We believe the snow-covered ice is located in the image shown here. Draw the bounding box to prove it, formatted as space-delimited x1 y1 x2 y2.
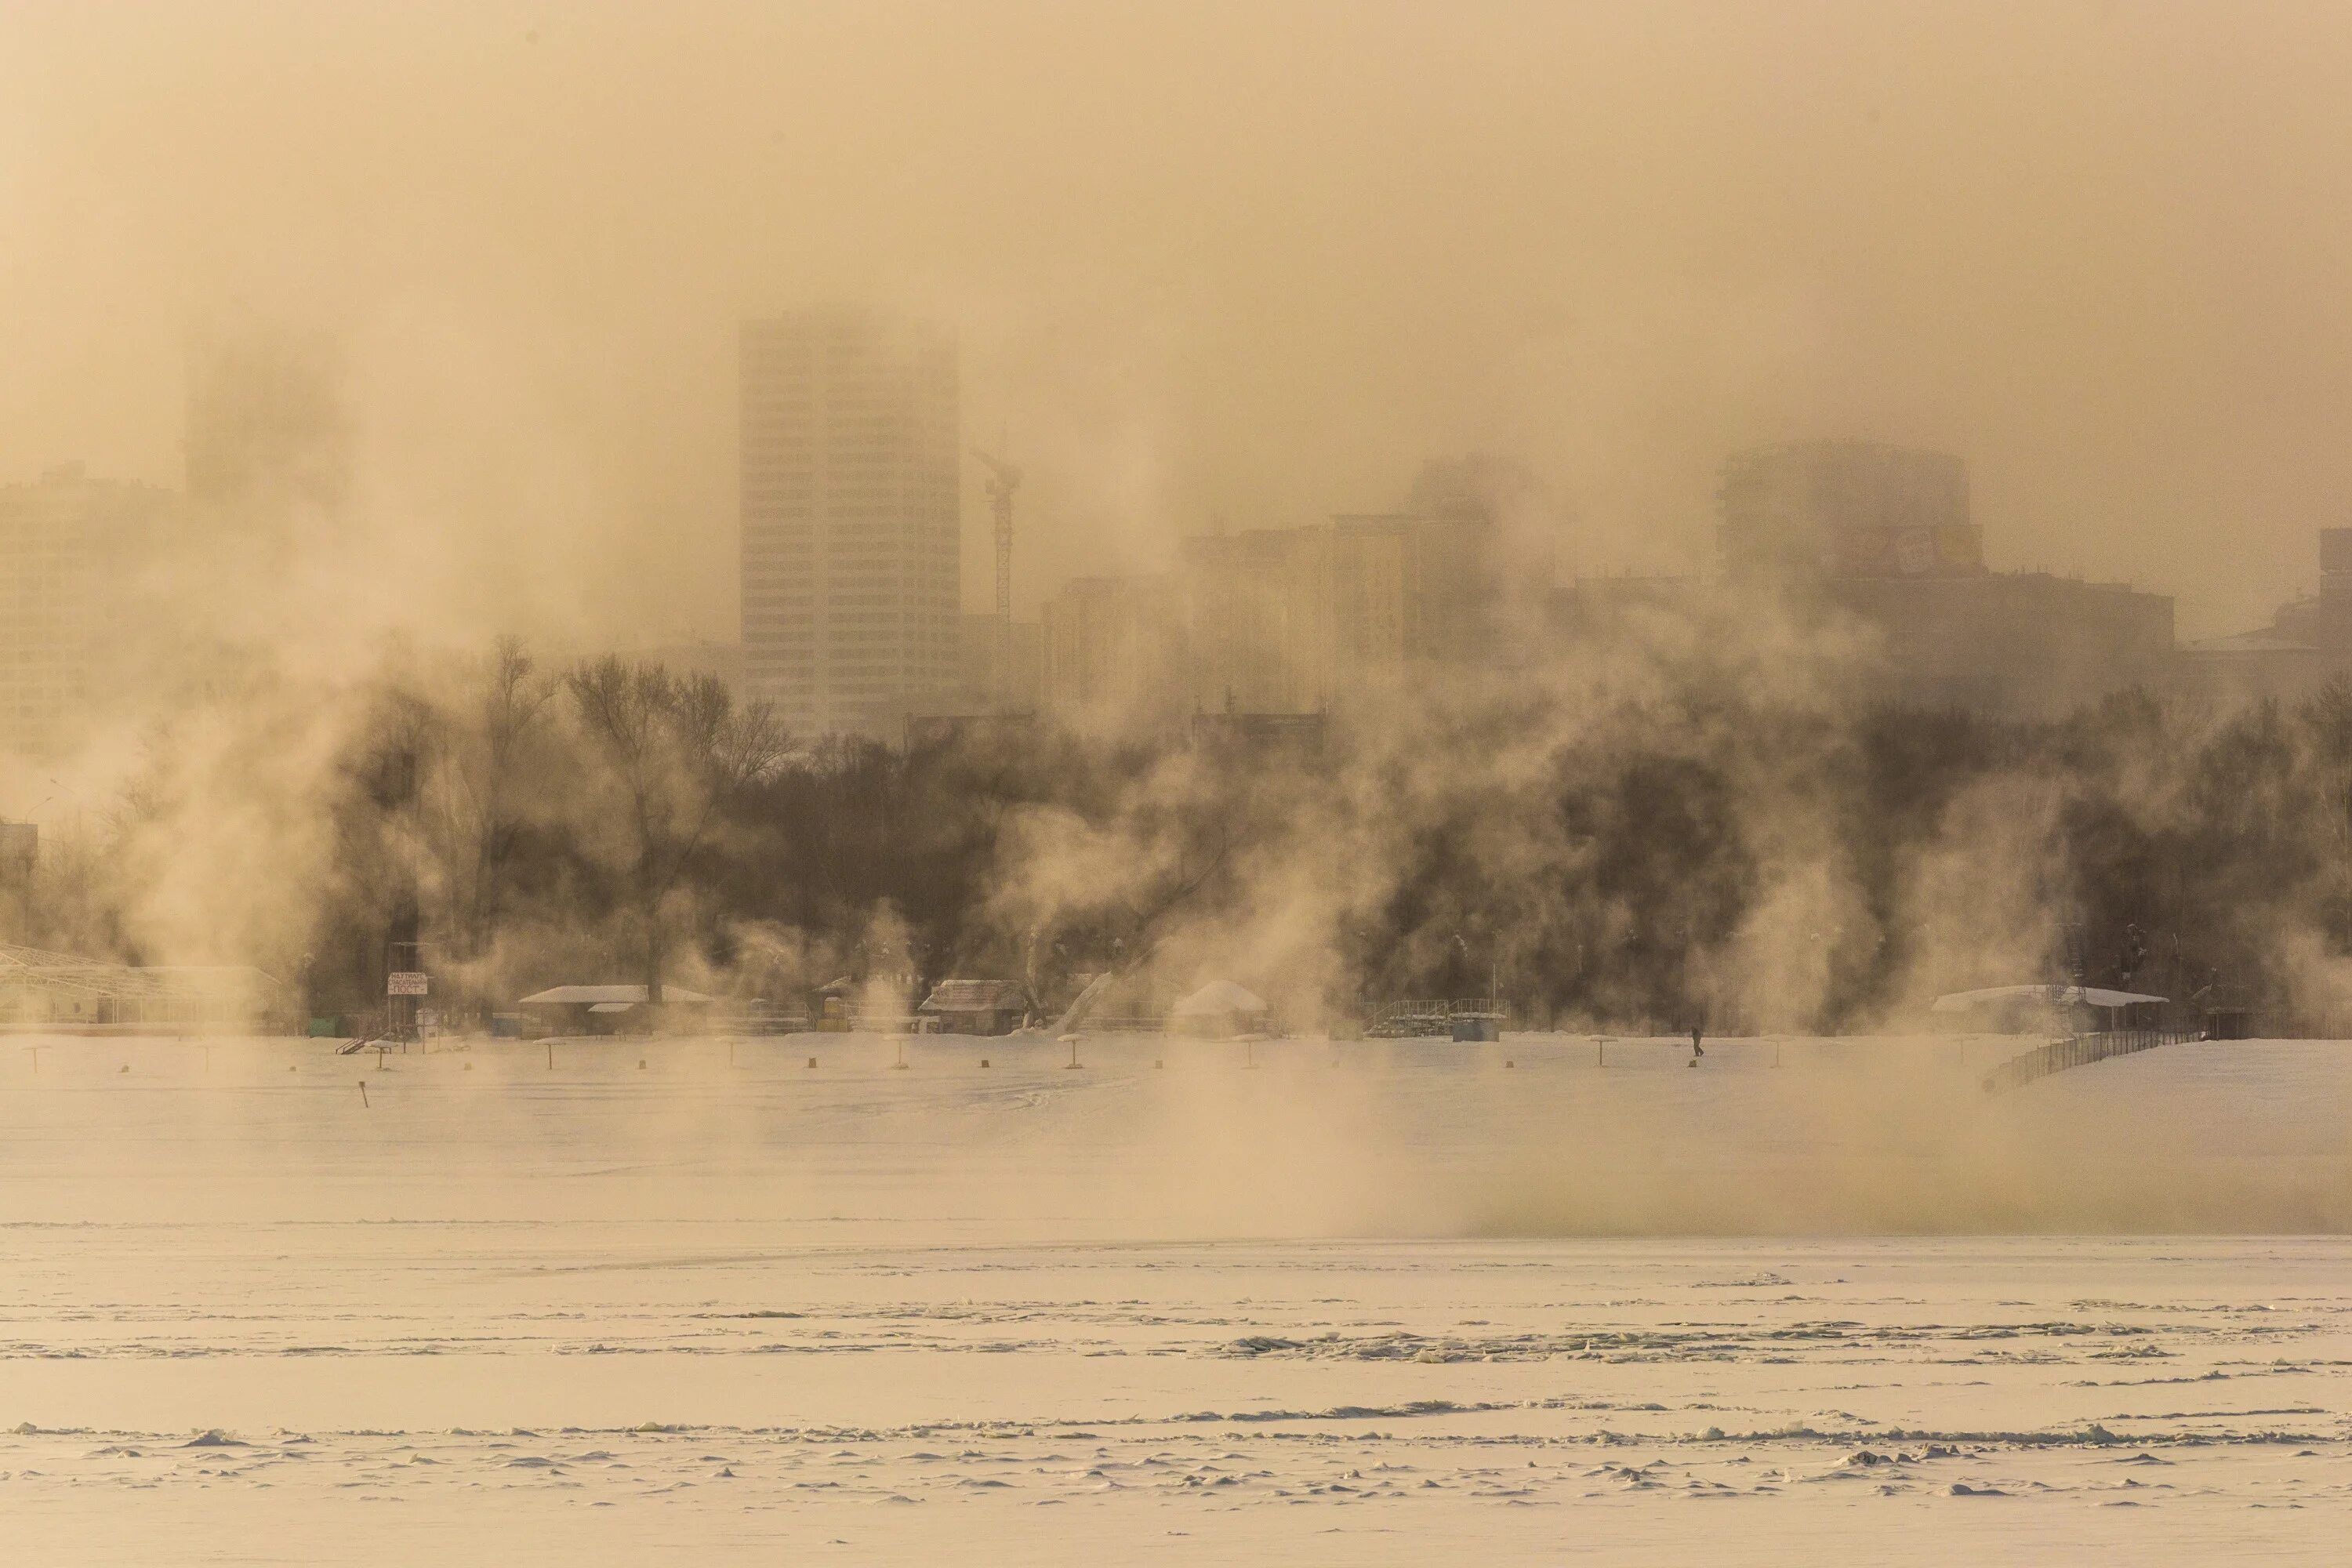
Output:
2 1031 2349 1562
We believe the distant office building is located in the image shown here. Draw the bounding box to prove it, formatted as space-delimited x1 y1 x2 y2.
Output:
954 612 1041 712
2176 627 2334 706
1038 574 1186 724
1552 564 2172 719
1711 440 2169 715
1828 572 2174 717
1182 527 1335 713
1337 511 1501 667
1181 509 1500 716
184 319 353 517
906 617 1040 735
2179 528 2352 703
2267 527 2352 655
1039 499 1505 728
0 465 174 756
1031 456 1517 729
739 307 960 739
1719 440 1982 583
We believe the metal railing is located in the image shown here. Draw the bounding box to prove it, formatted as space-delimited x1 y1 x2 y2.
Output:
1363 998 1506 1038
731 1010 811 1035
1083 1013 1170 1033
1981 1027 2205 1094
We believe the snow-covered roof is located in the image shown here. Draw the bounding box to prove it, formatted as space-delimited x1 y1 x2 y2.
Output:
1171 979 1269 1017
517 984 717 1006
1931 984 2165 1013
920 979 1022 1012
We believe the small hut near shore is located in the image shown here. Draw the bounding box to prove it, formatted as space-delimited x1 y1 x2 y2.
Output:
1167 979 1272 1039
918 978 1026 1036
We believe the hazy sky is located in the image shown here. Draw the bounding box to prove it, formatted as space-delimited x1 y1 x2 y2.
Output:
4 0 2349 640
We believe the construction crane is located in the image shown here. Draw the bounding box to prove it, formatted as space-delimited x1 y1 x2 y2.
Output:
971 447 1021 706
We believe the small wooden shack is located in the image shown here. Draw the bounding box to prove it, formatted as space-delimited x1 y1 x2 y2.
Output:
917 978 1026 1036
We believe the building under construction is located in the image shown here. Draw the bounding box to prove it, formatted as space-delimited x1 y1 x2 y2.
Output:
0 942 288 1033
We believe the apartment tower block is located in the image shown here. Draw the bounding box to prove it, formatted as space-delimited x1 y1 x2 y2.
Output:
739 308 960 737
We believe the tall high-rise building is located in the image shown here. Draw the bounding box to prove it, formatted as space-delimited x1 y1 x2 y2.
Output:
739 307 960 738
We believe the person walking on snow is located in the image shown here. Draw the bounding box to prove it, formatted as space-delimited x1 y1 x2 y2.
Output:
1689 1022 1704 1065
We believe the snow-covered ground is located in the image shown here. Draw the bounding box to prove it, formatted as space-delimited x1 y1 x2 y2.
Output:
3 1031 2349 1562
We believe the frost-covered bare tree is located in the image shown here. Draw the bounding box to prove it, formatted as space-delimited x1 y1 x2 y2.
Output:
565 657 787 1004
430 637 557 966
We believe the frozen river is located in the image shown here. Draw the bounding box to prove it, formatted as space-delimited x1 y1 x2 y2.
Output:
3 1031 2349 1562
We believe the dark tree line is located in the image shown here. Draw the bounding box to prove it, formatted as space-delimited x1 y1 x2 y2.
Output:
21 634 2352 1036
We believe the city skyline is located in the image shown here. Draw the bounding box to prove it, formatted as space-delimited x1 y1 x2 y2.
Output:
17 327 2352 747
11 6 2352 652
7 309 2345 651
